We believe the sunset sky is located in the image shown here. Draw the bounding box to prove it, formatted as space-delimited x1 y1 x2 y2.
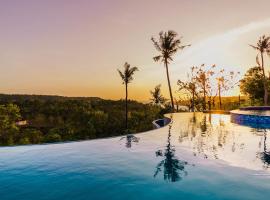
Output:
1 0 270 101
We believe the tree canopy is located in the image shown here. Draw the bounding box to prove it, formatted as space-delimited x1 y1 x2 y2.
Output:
240 66 269 103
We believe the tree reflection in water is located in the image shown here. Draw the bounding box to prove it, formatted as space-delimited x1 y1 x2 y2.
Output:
179 113 232 160
258 131 270 168
120 134 140 148
154 124 188 182
178 113 270 169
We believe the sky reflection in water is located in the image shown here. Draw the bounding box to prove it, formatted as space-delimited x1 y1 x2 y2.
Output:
0 113 270 200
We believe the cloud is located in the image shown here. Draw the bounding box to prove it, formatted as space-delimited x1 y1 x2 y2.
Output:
171 18 270 72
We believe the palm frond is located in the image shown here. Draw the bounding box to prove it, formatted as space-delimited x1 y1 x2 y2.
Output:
117 69 125 84
179 44 191 49
153 55 162 62
151 30 190 65
249 44 259 50
117 62 138 84
151 37 162 52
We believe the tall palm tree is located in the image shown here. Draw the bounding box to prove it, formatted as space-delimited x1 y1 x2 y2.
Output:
250 35 270 105
117 62 139 130
151 30 190 111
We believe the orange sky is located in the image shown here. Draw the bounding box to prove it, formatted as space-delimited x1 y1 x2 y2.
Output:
0 0 270 101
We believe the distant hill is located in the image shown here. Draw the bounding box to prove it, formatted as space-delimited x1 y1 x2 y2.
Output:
0 94 103 102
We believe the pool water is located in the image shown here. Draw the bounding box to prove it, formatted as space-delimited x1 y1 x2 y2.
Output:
0 113 270 200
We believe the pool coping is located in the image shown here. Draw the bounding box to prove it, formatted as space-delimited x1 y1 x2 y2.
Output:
230 109 270 117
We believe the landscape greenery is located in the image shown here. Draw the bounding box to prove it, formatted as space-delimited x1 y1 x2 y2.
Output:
0 94 165 146
0 31 269 146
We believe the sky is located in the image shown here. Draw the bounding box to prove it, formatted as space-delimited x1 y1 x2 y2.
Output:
0 0 270 101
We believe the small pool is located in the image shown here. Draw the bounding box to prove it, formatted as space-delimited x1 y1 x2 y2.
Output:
231 107 270 128
0 113 270 200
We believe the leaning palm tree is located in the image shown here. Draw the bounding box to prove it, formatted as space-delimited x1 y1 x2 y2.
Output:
151 30 190 111
250 35 270 105
117 62 139 130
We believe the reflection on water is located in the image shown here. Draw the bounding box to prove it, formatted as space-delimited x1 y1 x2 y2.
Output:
120 134 140 148
177 113 270 170
258 131 270 169
154 124 189 182
1 113 270 200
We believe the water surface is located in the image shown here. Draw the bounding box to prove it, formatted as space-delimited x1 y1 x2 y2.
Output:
0 113 270 200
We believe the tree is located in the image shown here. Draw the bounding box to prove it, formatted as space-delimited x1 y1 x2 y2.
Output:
250 35 270 105
240 66 268 103
151 30 190 111
117 62 139 130
178 81 196 111
150 84 167 106
19 128 43 144
0 104 21 145
215 69 240 109
193 64 215 110
177 66 198 112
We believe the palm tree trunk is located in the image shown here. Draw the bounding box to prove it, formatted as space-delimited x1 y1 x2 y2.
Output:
261 52 268 105
208 96 211 111
218 83 222 109
203 79 206 111
192 90 195 112
125 83 128 129
165 60 174 111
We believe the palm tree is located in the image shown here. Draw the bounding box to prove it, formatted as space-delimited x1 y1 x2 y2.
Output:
117 62 139 130
250 35 270 105
150 84 167 105
151 30 190 111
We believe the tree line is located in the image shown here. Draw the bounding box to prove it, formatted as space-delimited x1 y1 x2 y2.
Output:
0 95 164 146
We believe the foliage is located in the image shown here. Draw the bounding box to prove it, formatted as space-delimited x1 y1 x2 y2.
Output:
0 95 163 146
240 66 270 104
250 35 270 57
193 64 215 110
250 35 270 105
150 84 167 106
178 65 239 111
0 104 21 145
117 62 139 85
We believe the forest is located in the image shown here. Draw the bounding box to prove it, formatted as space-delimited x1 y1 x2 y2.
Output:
0 94 164 146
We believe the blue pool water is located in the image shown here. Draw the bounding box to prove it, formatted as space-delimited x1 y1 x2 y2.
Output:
1 113 270 200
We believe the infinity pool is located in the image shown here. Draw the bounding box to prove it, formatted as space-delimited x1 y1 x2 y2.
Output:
0 113 270 200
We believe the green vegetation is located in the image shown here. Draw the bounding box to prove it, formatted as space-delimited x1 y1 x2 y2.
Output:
240 66 270 105
0 94 163 146
235 35 270 106
150 84 167 106
0 104 21 145
249 35 270 105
